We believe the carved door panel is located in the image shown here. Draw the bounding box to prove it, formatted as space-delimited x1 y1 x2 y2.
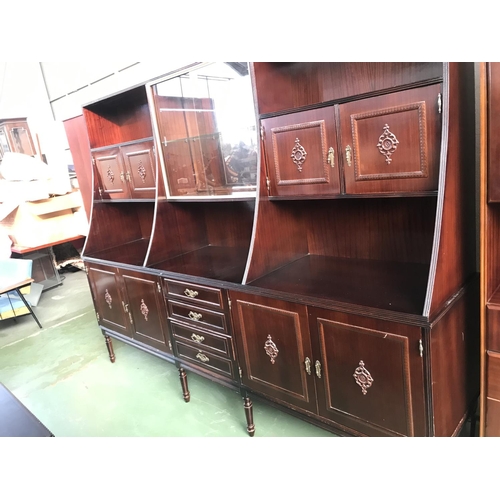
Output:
309 308 427 436
93 147 129 200
340 84 441 194
86 263 130 337
121 270 172 354
121 141 156 199
261 107 340 197
488 63 500 202
230 292 317 412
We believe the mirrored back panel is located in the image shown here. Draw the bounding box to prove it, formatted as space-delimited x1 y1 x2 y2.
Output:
150 62 258 200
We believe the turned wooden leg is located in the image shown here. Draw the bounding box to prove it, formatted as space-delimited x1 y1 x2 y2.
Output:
179 368 190 402
243 397 255 437
104 334 116 363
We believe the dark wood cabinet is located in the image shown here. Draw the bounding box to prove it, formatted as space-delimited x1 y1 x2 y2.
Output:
231 292 317 413
86 263 130 337
262 107 340 198
309 308 426 437
86 262 171 355
66 61 478 437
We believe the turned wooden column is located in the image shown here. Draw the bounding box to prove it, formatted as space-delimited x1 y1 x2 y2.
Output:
243 397 255 437
179 368 190 402
104 334 115 363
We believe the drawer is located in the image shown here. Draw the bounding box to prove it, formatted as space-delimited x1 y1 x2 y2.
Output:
165 279 223 309
176 341 234 379
168 300 227 333
487 305 500 352
171 321 233 358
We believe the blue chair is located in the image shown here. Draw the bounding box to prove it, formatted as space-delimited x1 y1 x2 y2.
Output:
0 258 42 328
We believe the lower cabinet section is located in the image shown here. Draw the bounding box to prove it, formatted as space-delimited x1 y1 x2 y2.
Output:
86 262 172 355
85 261 476 437
231 291 426 436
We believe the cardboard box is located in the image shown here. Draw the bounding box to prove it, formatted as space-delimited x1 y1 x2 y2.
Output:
0 191 84 248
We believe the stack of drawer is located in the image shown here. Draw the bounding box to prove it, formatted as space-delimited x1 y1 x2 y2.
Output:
164 278 236 381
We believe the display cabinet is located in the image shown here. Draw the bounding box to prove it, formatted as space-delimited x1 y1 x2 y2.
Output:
67 61 479 437
0 117 36 160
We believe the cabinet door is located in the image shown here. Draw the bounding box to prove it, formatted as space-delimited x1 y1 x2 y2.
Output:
121 141 156 199
86 263 130 337
93 147 129 200
309 308 426 436
340 84 441 194
230 292 317 412
121 270 172 354
261 107 340 197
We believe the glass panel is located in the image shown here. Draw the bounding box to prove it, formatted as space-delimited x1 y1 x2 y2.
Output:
152 63 258 198
10 127 34 156
0 128 10 160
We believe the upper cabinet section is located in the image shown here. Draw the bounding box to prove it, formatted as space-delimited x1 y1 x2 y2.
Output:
255 62 443 199
149 63 258 199
83 86 156 202
340 84 441 195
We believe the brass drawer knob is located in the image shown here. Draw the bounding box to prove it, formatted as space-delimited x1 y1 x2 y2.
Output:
188 311 203 321
196 352 210 363
191 333 205 344
184 289 199 298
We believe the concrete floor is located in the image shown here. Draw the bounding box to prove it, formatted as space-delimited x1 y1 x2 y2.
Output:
0 269 335 437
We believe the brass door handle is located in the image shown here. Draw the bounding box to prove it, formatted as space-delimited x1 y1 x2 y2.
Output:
191 333 205 344
120 172 125 182
188 311 203 321
345 145 352 167
327 147 335 168
305 357 311 375
126 171 131 182
184 289 199 298
315 360 322 379
196 352 210 363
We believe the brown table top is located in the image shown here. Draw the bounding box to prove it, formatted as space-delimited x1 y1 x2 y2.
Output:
0 277 33 294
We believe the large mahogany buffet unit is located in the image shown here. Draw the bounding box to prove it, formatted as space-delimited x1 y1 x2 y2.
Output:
71 62 479 437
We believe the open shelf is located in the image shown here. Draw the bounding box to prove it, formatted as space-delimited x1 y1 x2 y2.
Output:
151 245 249 283
86 239 150 267
248 254 429 315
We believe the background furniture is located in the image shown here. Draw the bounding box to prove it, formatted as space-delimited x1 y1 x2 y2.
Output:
0 258 41 328
0 118 36 161
68 62 479 437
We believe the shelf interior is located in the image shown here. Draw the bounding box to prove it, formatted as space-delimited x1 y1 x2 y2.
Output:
151 245 249 283
248 254 429 315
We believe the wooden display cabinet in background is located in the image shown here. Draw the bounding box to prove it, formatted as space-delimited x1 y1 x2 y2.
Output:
0 117 36 160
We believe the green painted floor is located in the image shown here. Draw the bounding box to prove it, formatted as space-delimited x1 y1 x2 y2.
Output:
0 270 334 437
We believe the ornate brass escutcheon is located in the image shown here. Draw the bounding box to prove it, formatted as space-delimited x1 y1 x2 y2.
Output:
353 360 374 395
105 289 112 309
264 335 279 364
291 138 307 172
140 299 149 321
376 124 399 164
